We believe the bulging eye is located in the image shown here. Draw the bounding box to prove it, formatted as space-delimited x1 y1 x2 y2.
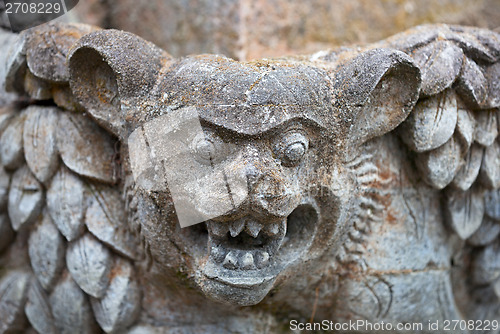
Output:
274 131 309 167
191 132 226 165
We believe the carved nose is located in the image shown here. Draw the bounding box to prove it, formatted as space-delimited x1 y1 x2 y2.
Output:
245 163 262 191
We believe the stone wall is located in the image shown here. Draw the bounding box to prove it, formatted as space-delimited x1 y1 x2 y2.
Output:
69 0 500 60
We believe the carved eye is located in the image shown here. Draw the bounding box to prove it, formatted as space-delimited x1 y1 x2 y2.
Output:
191 132 225 165
274 132 309 167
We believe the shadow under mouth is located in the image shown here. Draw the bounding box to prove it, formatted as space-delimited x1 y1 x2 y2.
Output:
181 204 319 287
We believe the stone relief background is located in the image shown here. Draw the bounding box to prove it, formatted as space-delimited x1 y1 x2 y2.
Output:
67 0 500 60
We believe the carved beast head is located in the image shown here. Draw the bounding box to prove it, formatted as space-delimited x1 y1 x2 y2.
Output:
68 30 420 306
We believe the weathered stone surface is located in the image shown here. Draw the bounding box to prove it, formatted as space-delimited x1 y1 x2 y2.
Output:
86 185 138 260
25 279 58 334
50 273 98 334
0 22 500 333
401 90 458 152
0 112 25 170
29 213 65 290
23 106 59 184
47 167 86 241
90 258 140 333
66 233 112 298
446 187 485 239
416 135 463 189
0 271 31 333
57 112 117 184
0 214 14 253
8 165 43 231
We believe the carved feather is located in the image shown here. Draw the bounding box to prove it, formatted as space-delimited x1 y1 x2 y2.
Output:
485 190 500 221
49 273 98 334
411 41 463 96
0 164 10 210
472 241 500 285
57 112 117 184
474 110 498 147
86 185 139 260
25 279 58 334
28 213 65 290
23 106 60 184
66 233 112 298
416 135 464 189
0 214 14 254
451 143 483 191
46 166 86 241
400 90 458 152
479 140 500 189
0 271 31 333
91 258 141 333
8 165 43 231
468 216 500 247
0 112 25 170
446 187 485 239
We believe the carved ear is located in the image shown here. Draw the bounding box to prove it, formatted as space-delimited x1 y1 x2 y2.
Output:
68 30 170 138
331 49 421 159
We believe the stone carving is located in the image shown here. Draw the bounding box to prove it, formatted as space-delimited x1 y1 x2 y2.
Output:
0 22 499 333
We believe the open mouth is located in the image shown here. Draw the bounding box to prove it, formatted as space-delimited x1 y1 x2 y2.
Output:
206 216 287 270
182 204 319 288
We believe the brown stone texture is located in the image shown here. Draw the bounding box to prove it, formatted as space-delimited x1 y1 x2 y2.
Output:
70 0 500 60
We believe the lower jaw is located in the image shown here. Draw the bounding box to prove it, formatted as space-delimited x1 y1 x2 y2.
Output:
185 204 320 305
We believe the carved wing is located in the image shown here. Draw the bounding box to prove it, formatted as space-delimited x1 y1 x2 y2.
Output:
383 25 500 308
0 23 142 333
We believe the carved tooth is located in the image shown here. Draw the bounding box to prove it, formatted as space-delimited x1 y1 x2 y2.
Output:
229 220 245 237
256 251 270 268
210 245 227 263
240 252 255 270
207 221 228 237
264 222 280 236
246 220 262 238
222 251 238 269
